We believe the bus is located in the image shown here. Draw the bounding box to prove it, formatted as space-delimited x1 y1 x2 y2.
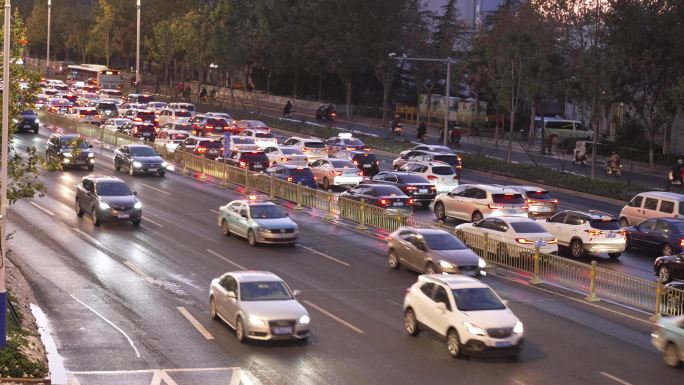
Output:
67 64 122 90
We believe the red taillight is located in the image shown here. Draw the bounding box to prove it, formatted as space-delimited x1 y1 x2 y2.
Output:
488 203 503 209
332 170 342 176
548 238 558 244
379 199 389 206
427 175 438 180
357 171 363 176
551 199 559 204
515 238 535 244
585 229 603 236
154 118 159 122
300 148 309 152
197 147 207 153
206 125 214 129
239 161 247 168
287 176 293 182
134 117 142 122
133 128 138 134
406 186 417 190
408 198 414 205
353 160 358 165
346 146 356 150
453 175 459 180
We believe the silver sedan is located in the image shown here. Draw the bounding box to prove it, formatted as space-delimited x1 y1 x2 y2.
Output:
209 271 310 342
309 158 363 190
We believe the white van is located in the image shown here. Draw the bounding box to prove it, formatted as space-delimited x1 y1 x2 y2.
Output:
618 192 684 227
535 117 592 143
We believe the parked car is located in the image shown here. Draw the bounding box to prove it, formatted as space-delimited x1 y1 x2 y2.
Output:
398 161 459 193
386 227 485 276
263 146 308 166
209 271 309 342
367 171 436 207
542 210 625 259
619 192 684 227
309 158 363 189
624 218 684 257
14 110 40 133
339 184 413 215
113 144 168 176
434 184 528 222
263 165 317 189
403 274 523 358
655 252 684 283
332 150 380 177
651 315 684 367
456 216 558 256
324 133 366 155
75 176 142 226
217 199 298 246
45 133 94 170
506 186 558 219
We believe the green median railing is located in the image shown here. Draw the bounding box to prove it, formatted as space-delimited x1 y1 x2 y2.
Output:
39 111 684 318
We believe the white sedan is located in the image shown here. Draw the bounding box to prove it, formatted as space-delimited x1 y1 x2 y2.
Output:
239 129 278 149
209 271 310 342
101 118 132 132
263 146 308 166
456 216 558 256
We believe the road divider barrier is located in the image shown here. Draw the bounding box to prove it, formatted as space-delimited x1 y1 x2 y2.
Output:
40 112 684 318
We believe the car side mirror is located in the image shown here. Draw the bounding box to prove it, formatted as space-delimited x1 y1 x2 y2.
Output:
133 191 138 196
436 302 447 312
89 144 93 148
226 291 236 299
292 289 301 297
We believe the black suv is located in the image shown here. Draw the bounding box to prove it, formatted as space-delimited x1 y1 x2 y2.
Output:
114 144 167 177
122 122 157 141
75 176 142 226
333 150 379 176
46 133 95 170
221 150 270 171
15 110 40 133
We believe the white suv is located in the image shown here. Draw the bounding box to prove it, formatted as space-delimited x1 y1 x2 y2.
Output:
403 274 523 358
541 210 625 259
282 136 328 161
398 160 459 193
434 184 528 222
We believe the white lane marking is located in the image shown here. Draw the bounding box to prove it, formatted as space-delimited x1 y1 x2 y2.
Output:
303 300 364 334
72 227 104 247
600 372 634 385
386 299 402 306
69 367 239 374
69 294 141 358
123 261 158 285
207 249 248 270
29 201 56 216
31 304 68 385
231 368 243 385
143 216 164 228
142 183 171 195
210 209 220 214
151 370 179 385
300 245 350 267
177 306 215 340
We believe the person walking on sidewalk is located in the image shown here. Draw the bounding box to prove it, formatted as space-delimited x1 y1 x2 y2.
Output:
416 121 427 142
283 100 293 118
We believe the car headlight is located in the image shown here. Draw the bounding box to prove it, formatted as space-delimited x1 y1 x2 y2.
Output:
248 315 267 327
99 202 110 210
463 321 486 336
478 257 487 269
35 118 40 124
439 260 453 269
12 118 18 123
298 315 310 325
134 201 142 209
62 152 73 157
88 152 94 158
133 161 142 168
514 321 524 334
161 161 168 168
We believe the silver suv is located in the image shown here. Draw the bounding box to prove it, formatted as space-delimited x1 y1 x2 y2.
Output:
434 184 528 222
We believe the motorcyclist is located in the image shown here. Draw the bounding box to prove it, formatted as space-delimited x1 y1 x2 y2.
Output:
283 100 293 117
325 104 336 120
574 141 588 165
606 151 621 175
390 115 402 136
669 158 684 184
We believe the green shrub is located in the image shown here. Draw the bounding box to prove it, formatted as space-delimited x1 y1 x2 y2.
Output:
1 292 48 379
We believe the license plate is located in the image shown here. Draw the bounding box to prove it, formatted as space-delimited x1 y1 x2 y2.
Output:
75 160 85 164
419 189 428 193
143 133 150 137
495 341 512 348
209 150 218 154
23 125 31 128
148 168 157 172
606 233 616 238
537 207 550 212
363 164 371 168
504 209 517 214
254 164 262 169
393 202 404 206
272 327 292 335
117 213 130 219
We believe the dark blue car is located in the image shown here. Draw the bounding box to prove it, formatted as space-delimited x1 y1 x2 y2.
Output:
263 164 317 189
624 218 684 256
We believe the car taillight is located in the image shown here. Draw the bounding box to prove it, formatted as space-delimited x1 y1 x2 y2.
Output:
515 238 535 244
619 229 626 237
133 128 138 134
585 230 603 236
427 175 438 180
526 199 536 204
281 157 289 162
300 148 309 152
522 205 529 210
548 238 558 244
353 160 358 165
239 161 246 168
357 171 363 176
287 176 293 182
551 199 559 204
680 238 684 247
406 186 417 190
134 117 142 122
206 125 214 129
408 198 414 204
346 147 356 150
488 204 503 209
197 147 206 153
332 170 342 176
379 199 389 206
154 118 159 122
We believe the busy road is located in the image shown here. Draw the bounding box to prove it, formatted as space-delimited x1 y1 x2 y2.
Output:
7 123 682 385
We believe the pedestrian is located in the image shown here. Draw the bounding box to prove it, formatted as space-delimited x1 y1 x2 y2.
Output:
283 100 293 118
450 126 461 147
199 86 208 102
417 121 427 142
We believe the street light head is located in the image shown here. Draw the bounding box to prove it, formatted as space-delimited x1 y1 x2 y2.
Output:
388 52 396 58
48 0 52 6
137 0 141 6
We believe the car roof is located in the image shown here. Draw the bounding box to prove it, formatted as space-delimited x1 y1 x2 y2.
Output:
635 191 684 201
127 144 153 149
228 271 282 283
508 185 546 192
462 184 522 194
419 274 489 289
490 216 539 224
280 164 310 169
289 136 323 142
557 209 613 219
397 226 450 236
86 175 125 183
229 199 276 206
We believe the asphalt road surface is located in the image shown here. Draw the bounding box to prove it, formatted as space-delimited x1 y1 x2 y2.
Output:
6 126 682 385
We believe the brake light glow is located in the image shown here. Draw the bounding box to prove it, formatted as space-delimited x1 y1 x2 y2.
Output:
287 176 293 182
551 199 559 204
585 230 603 236
488 204 503 209
408 198 414 204
300 148 309 152
206 125 214 129
332 170 342 176
427 175 438 180
239 161 246 168
379 199 389 206
133 117 142 122
197 147 206 153
154 118 159 122
548 238 558 244
281 157 289 162
515 238 535 244
406 186 417 190
353 160 358 165
357 171 363 176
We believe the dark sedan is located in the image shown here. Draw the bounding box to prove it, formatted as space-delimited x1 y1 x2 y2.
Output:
122 122 157 142
263 165 317 189
114 144 168 176
333 150 379 177
339 183 413 215
624 218 684 256
75 176 142 226
14 110 40 133
655 253 684 283
367 172 436 207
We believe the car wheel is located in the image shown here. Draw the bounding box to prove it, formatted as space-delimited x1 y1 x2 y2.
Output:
570 239 584 258
387 250 400 270
209 296 218 320
404 308 419 336
75 200 84 217
434 202 446 221
619 217 629 227
421 201 431 208
221 220 231 236
131 219 141 226
247 230 257 246
322 177 330 190
471 211 483 223
235 317 246 343
45 151 50 163
663 342 682 368
114 161 120 172
425 262 435 274
91 207 101 227
624 235 631 251
158 172 165 177
662 243 673 256
446 329 462 358
659 266 672 283
88 164 94 171
33 127 39 134
608 252 621 260
129 164 135 176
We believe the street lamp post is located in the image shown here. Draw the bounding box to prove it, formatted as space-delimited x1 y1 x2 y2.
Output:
46 0 51 76
0 0 12 349
391 55 453 146
381 52 397 133
135 0 141 93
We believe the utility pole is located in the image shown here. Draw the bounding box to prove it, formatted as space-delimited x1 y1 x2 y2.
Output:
46 0 51 76
135 0 141 93
0 0 12 349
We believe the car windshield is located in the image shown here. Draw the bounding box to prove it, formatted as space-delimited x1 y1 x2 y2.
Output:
589 219 621 230
673 222 684 233
510 222 547 233
137 112 156 120
241 152 268 162
239 281 292 301
423 233 467 250
398 174 429 183
352 153 377 163
78 109 98 115
452 288 506 311
431 166 455 175
98 103 117 110
175 110 191 117
342 138 364 146
304 141 326 148
130 147 158 156
250 204 286 219
60 138 89 148
433 154 459 165
96 182 132 196
289 168 313 177
207 118 227 125
329 159 355 168
173 123 192 131
525 191 553 200
21 110 36 116
492 193 525 205
137 95 154 103
199 141 222 148
373 186 405 196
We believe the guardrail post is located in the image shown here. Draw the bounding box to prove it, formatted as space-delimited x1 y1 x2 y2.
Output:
244 168 250 190
482 232 489 259
324 189 334 220
294 182 304 210
356 200 368 230
199 158 207 180
585 260 600 302
650 279 663 321
268 176 275 200
396 210 404 229
529 245 542 285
